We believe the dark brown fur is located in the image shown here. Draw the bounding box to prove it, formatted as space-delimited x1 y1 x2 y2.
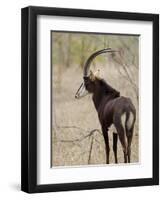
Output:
84 77 136 164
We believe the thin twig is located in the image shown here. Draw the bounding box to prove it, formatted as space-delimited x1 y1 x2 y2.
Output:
57 126 102 143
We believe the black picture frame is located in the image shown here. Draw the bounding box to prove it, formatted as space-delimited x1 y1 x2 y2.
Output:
21 6 159 193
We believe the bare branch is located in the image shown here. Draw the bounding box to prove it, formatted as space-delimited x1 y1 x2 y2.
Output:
56 126 102 143
112 52 139 102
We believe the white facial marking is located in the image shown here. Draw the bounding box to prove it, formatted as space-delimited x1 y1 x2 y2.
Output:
75 82 89 99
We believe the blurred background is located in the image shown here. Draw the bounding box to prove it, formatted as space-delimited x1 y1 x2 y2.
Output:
51 31 139 167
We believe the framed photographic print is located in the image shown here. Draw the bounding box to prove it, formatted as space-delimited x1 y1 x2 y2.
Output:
21 6 159 193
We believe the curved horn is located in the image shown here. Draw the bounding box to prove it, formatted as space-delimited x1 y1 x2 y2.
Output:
83 48 118 77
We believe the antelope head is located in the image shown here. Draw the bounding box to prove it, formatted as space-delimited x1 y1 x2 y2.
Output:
75 48 118 99
75 69 101 99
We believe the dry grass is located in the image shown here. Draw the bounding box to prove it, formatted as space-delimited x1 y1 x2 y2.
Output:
52 61 139 166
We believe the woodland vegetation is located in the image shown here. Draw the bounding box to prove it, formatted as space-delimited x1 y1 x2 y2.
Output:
51 31 139 166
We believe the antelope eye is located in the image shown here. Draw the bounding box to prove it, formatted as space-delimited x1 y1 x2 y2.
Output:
83 76 88 79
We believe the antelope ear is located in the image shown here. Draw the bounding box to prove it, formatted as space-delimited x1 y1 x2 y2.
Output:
94 69 101 79
89 70 96 81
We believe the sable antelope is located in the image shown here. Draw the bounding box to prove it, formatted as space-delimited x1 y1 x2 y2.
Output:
75 48 136 164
